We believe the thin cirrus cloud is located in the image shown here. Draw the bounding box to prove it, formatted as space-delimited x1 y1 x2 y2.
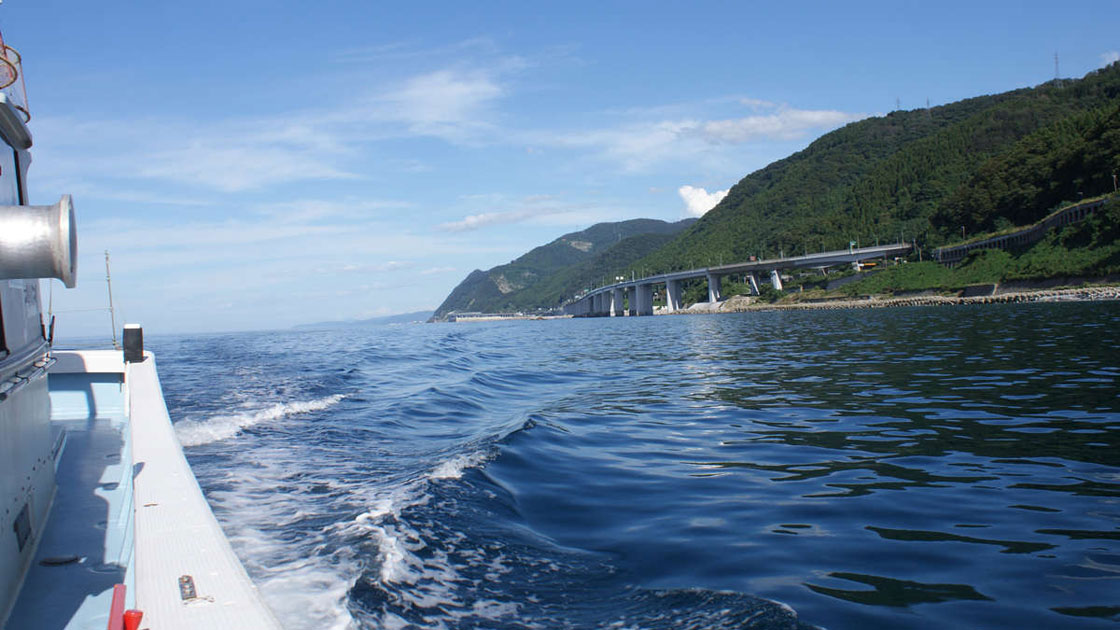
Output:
135 65 508 192
33 61 515 196
540 100 867 171
370 68 505 139
137 141 357 193
435 194 624 232
699 107 866 143
252 198 413 224
437 208 538 232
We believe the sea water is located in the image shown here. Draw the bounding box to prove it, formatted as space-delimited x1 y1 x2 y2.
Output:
149 302 1120 629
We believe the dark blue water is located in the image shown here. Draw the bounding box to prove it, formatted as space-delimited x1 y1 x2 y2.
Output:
150 302 1120 629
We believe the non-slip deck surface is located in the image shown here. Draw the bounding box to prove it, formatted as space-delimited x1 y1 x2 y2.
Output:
128 355 281 630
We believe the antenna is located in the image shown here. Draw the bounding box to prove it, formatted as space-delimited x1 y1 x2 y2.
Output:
105 251 120 350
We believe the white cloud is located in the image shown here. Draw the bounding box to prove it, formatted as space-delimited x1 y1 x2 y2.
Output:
252 198 412 224
535 100 867 172
434 194 626 232
740 97 777 109
541 119 699 172
138 141 356 192
332 38 501 65
32 59 517 195
337 261 411 274
437 195 547 232
419 266 457 275
700 108 866 143
1102 51 1120 66
376 69 502 138
678 185 729 217
437 209 536 232
34 115 358 194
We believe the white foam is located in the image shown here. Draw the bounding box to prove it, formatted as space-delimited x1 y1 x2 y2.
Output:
175 394 345 446
202 466 360 630
429 451 489 480
256 558 357 630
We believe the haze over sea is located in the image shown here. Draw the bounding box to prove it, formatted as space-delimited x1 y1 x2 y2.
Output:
150 302 1119 630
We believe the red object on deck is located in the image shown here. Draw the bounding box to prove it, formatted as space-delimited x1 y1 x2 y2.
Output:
123 609 144 630
107 584 126 630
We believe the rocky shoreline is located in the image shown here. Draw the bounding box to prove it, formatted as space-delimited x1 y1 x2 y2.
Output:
671 284 1120 315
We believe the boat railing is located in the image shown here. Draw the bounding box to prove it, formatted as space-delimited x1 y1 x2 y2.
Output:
0 31 29 122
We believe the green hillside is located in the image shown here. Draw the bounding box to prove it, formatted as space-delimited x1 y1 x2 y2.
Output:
842 195 1120 295
629 63 1120 277
432 218 694 319
432 63 1120 316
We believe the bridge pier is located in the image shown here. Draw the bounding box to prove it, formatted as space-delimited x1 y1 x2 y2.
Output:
769 269 783 291
638 283 654 315
707 273 722 303
570 297 589 316
747 272 760 295
666 279 682 312
611 288 624 316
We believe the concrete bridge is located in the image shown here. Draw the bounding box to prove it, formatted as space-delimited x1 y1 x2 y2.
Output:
563 242 913 317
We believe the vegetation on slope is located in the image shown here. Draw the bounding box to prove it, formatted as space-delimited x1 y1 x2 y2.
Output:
837 196 1120 296
936 101 1120 233
432 64 1120 316
629 63 1120 279
433 219 694 318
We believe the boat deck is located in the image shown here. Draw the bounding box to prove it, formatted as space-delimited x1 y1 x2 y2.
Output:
6 350 281 630
7 355 134 629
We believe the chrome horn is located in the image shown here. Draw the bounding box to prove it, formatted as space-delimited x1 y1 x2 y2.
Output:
0 195 77 287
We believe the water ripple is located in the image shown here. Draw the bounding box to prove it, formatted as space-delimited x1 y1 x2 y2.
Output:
150 302 1120 630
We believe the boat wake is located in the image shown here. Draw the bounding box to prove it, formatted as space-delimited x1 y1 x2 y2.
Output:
346 462 816 630
174 394 346 446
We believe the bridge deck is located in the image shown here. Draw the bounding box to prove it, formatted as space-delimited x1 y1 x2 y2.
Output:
579 243 911 300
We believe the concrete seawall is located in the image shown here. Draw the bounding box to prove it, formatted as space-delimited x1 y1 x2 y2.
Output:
669 285 1120 315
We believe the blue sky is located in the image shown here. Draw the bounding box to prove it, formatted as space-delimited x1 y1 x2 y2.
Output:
3 1 1117 335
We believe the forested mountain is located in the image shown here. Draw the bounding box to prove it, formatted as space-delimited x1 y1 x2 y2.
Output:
432 218 695 319
630 63 1120 276
432 63 1120 316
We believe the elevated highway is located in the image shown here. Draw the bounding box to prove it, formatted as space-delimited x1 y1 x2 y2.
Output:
564 243 912 316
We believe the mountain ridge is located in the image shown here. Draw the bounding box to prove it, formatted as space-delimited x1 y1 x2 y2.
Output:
432 63 1120 316
432 218 695 319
